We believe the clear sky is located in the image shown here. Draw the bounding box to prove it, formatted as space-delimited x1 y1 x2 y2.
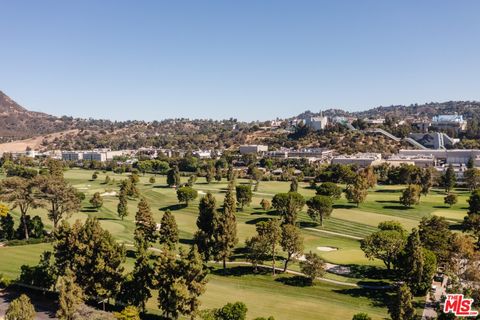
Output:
1 1 480 121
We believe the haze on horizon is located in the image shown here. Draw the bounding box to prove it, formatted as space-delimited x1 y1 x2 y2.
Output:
1 0 480 122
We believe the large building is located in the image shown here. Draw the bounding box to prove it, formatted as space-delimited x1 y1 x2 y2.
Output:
431 114 467 132
398 149 480 165
61 150 130 162
304 116 328 131
331 153 383 167
239 145 268 154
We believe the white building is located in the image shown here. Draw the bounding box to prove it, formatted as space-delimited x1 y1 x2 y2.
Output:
331 153 383 167
304 116 328 131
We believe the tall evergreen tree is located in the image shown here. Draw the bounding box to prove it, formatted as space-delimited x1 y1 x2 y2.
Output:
54 218 125 300
389 284 416 320
56 269 84 320
215 192 238 270
121 238 154 311
402 229 424 290
159 210 179 249
156 246 208 320
167 166 181 187
223 184 237 215
289 178 298 192
117 189 128 221
134 197 157 245
441 164 456 193
194 192 218 261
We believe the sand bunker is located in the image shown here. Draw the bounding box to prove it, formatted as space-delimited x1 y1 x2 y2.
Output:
101 191 117 197
316 246 338 252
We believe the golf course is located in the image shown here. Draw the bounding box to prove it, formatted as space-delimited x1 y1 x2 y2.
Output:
0 168 469 319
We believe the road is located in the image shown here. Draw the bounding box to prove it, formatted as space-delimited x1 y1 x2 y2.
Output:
0 289 57 319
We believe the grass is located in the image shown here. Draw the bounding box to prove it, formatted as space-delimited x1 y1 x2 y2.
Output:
0 168 468 319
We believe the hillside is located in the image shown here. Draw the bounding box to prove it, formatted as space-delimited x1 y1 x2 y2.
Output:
1 89 480 152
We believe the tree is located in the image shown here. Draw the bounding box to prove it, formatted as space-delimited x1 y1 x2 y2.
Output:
114 306 141 320
260 199 271 211
235 185 252 210
19 251 56 290
54 218 125 300
167 166 181 187
177 186 198 206
0 177 42 240
289 178 298 192
251 168 262 191
315 182 342 199
345 176 368 207
135 197 157 245
215 167 223 183
245 235 270 273
156 246 208 320
194 192 218 261
120 239 154 311
223 184 237 214
5 294 36 320
46 158 64 178
444 193 458 207
120 179 139 199
299 251 325 285
117 189 128 220
256 219 281 275
399 184 421 207
187 174 197 187
419 216 452 263
306 195 333 227
464 189 480 246
464 168 480 191
280 224 304 272
271 192 305 225
149 176 156 184
159 210 179 249
92 172 98 180
360 166 377 189
441 164 456 193
57 269 84 320
214 302 248 320
0 213 15 240
389 284 416 320
104 175 111 185
361 224 406 270
215 193 238 270
352 313 372 320
89 192 103 210
400 229 425 293
420 167 435 196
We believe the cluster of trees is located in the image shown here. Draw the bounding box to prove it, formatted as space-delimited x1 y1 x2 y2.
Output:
0 161 81 242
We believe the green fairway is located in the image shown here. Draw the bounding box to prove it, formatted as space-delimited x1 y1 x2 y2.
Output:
0 168 468 319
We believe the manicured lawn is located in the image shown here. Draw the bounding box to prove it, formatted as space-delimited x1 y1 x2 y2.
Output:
0 168 469 318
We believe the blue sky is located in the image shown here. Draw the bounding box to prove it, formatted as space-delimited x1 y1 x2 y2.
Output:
1 1 479 121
